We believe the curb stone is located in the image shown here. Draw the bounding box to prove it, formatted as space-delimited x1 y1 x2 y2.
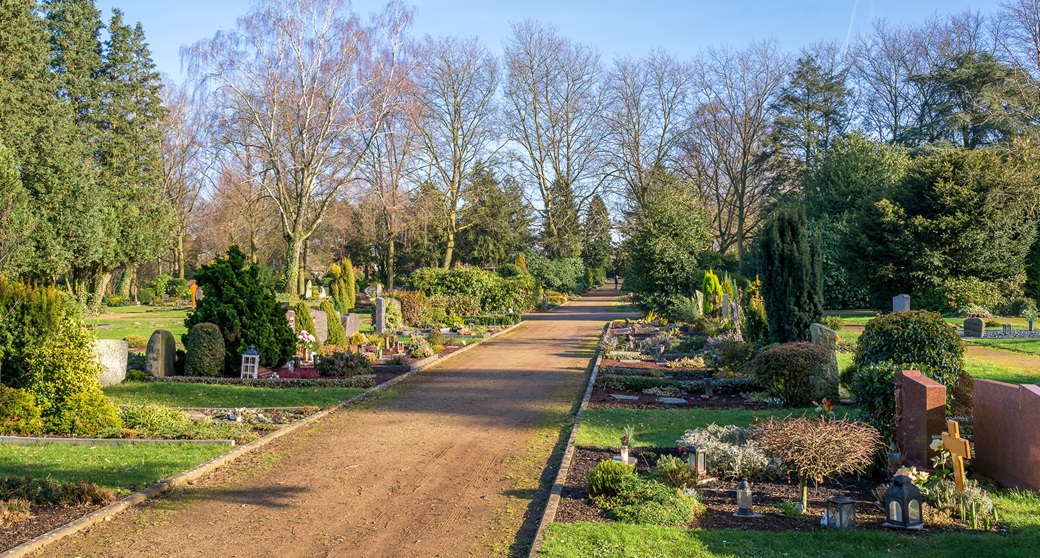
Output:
0 319 524 558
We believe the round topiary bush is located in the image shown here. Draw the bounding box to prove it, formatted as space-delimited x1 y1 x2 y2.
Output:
587 459 636 498
849 362 901 445
854 310 963 391
185 323 226 377
748 342 833 408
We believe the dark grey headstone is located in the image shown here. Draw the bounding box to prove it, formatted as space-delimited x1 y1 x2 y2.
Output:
893 294 910 312
375 297 386 334
963 317 985 338
342 313 360 337
95 339 129 387
810 323 840 397
309 309 328 344
145 330 175 377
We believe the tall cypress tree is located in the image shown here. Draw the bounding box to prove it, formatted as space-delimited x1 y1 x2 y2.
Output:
759 205 823 343
581 195 612 275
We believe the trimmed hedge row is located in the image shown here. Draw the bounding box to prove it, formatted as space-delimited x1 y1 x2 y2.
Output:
143 376 376 389
595 374 760 395
460 314 522 326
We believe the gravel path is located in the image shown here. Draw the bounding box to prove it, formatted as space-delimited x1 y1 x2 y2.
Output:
34 287 628 558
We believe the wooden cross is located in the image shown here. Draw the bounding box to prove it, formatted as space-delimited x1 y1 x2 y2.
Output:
941 419 972 493
188 282 199 309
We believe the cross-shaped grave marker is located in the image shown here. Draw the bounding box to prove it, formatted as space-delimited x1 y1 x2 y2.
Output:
941 419 972 493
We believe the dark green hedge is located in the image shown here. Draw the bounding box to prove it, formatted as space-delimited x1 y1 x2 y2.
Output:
854 310 963 391
460 314 522 326
184 323 225 377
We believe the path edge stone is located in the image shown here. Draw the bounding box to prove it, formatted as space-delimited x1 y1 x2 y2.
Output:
0 320 526 558
527 326 606 557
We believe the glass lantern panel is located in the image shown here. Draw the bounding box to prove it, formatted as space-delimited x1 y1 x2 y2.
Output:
827 507 838 526
888 500 902 523
908 500 921 523
737 490 752 510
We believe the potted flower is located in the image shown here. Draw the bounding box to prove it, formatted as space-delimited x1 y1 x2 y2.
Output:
297 330 318 363
620 425 635 464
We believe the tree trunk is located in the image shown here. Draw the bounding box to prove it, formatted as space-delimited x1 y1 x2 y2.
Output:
442 231 454 269
283 235 302 296
301 238 309 295
386 238 395 290
799 476 809 513
118 266 135 298
177 233 186 279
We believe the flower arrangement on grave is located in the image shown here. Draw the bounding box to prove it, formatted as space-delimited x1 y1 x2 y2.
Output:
316 349 372 378
620 425 635 463
813 397 836 420
297 330 318 359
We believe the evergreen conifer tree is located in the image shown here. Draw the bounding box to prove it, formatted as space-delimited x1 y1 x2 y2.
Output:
759 205 823 343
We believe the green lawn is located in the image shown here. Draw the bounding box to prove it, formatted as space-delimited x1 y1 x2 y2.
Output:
574 406 845 449
89 306 191 344
540 518 1040 557
969 337 1040 356
0 443 230 493
964 359 1040 385
104 382 365 408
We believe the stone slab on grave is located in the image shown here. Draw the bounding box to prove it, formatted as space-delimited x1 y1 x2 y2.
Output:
342 313 360 337
610 394 640 401
963 317 985 338
809 323 840 395
145 329 176 377
894 370 947 469
374 297 387 334
657 397 687 404
974 380 1040 490
95 339 129 387
892 294 910 312
309 309 329 344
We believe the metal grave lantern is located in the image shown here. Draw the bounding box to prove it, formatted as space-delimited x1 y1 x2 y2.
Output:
883 475 924 530
684 444 706 478
826 492 857 529
241 345 260 379
734 478 761 517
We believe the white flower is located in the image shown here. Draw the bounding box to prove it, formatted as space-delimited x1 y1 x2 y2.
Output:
930 438 944 452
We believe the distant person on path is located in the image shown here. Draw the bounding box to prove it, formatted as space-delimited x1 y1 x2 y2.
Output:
614 275 619 290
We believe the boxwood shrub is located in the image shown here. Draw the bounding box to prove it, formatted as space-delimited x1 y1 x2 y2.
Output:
850 362 901 445
748 342 833 407
854 310 963 391
0 386 43 435
185 323 225 377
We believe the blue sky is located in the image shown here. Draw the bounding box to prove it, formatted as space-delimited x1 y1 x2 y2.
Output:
96 0 997 81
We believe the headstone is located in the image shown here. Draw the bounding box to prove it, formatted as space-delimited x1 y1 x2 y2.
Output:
892 294 910 312
94 339 129 387
731 302 740 323
974 380 1040 490
722 294 731 319
286 310 296 331
309 309 329 344
375 297 387 335
304 280 313 299
145 330 176 377
342 313 360 337
195 287 204 301
365 284 382 299
160 293 170 302
318 286 328 299
894 370 947 469
809 323 840 397
963 317 985 338
694 290 704 314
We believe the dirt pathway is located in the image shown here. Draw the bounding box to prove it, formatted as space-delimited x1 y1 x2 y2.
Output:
36 287 629 558
964 345 1040 374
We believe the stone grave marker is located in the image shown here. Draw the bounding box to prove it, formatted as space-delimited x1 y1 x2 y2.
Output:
974 380 1040 490
94 339 128 387
365 284 382 299
374 297 386 334
963 317 985 338
304 280 313 299
318 286 328 299
895 370 947 469
309 309 329 344
809 323 840 396
342 313 360 337
892 294 910 312
285 309 296 332
145 330 176 377
694 290 704 314
722 294 731 319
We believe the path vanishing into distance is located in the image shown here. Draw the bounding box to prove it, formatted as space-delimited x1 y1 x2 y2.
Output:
37 287 632 558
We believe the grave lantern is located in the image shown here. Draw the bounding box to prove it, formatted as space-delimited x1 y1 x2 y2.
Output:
240 345 260 379
826 492 856 529
734 478 757 517
883 475 924 530
684 444 706 478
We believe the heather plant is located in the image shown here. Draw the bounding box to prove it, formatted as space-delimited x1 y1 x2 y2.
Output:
756 416 881 512
587 459 636 498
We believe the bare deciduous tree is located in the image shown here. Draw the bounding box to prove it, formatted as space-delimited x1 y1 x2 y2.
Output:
603 49 693 213
414 35 499 267
503 20 605 258
187 0 406 294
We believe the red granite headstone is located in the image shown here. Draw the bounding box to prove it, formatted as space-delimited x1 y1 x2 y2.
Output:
974 380 1040 491
895 370 947 469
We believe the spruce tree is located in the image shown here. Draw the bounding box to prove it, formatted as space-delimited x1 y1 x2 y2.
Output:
759 205 823 343
581 195 612 275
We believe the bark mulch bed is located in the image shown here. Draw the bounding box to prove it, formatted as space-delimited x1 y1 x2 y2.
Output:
1 504 100 552
556 446 961 534
588 388 765 410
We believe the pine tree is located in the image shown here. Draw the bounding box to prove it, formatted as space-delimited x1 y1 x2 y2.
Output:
772 55 849 173
759 205 823 343
542 178 582 259
581 195 612 275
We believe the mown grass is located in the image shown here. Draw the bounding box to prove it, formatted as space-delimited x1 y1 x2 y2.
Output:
89 306 190 344
964 359 1040 385
104 382 365 408
540 519 1040 558
969 337 1040 356
574 406 847 449
0 443 230 493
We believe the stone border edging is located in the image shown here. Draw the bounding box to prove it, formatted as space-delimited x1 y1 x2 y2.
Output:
0 318 525 558
528 340 605 557
0 436 235 447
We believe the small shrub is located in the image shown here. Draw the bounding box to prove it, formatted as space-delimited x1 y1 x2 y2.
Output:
185 323 225 377
407 338 434 359
316 350 373 378
430 307 447 326
123 334 148 349
822 316 845 331
444 315 465 330
390 290 432 328
0 386 43 435
655 456 699 490
427 329 447 346
748 342 833 407
741 284 769 344
706 333 755 376
672 295 702 324
677 424 777 480
348 332 367 346
756 416 881 511
587 459 636 498
849 362 900 445
1 499 31 525
385 299 403 332
125 369 149 382
922 478 994 520
0 476 114 506
855 310 963 392
598 476 699 526
693 315 735 336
